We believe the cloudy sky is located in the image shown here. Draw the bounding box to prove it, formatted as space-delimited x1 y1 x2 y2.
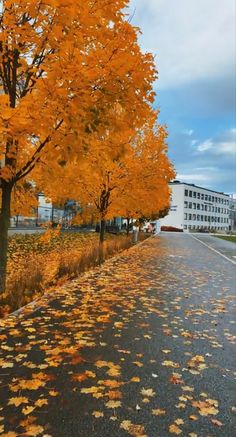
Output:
128 0 236 194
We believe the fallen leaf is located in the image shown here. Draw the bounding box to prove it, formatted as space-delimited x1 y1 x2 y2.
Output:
8 397 28 407
105 400 121 408
152 408 165 416
162 360 180 368
175 419 184 425
34 399 48 408
92 411 104 418
141 388 155 397
22 406 35 415
169 424 182 435
211 418 223 426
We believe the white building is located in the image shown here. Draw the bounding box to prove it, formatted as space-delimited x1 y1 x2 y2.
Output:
161 181 230 232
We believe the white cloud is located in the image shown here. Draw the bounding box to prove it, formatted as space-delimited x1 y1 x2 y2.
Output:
196 139 213 152
177 173 209 182
217 140 236 155
128 0 236 89
196 128 236 155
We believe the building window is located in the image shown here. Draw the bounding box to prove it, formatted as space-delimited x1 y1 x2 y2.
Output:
185 189 188 196
197 193 200 199
212 196 215 202
205 195 208 201
193 203 196 209
189 202 192 209
201 193 204 200
184 213 187 220
189 190 192 197
184 201 188 208
189 214 192 220
197 204 200 210
193 192 196 198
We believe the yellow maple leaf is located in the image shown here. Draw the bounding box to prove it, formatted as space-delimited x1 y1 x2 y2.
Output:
133 361 143 367
24 424 44 436
49 390 59 396
34 399 48 408
169 424 182 435
162 360 180 368
8 397 28 407
182 386 194 392
141 388 155 397
120 420 147 437
107 367 120 377
105 400 121 408
92 411 104 418
152 408 166 416
2 362 14 368
175 419 184 425
22 406 35 415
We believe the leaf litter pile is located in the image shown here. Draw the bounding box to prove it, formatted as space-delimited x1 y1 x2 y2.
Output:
0 234 235 436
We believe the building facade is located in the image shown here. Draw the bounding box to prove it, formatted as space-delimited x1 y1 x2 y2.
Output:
161 181 230 232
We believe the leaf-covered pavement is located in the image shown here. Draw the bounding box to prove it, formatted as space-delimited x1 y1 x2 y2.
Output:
0 233 235 437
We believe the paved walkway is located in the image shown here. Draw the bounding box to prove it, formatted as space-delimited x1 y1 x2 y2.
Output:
0 234 235 437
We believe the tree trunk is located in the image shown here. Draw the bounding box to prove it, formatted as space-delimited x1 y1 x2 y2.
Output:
126 218 130 236
99 219 106 243
99 219 106 262
0 182 13 295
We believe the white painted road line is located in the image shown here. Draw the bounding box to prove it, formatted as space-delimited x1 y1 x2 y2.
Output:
189 234 236 266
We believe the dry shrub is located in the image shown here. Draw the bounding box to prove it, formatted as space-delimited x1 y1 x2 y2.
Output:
3 232 150 315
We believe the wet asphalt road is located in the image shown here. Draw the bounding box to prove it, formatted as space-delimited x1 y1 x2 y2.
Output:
0 233 235 437
188 233 236 264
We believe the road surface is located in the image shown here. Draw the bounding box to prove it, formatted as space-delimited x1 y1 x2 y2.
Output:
0 233 235 436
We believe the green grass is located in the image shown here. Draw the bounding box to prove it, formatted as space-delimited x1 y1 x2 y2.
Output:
214 235 236 243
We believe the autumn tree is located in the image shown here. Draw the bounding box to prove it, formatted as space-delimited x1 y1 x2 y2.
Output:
0 0 156 294
112 119 175 229
42 115 175 247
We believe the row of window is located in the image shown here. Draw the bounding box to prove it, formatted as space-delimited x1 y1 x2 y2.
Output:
184 225 228 230
184 214 229 223
184 201 228 214
184 189 229 204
